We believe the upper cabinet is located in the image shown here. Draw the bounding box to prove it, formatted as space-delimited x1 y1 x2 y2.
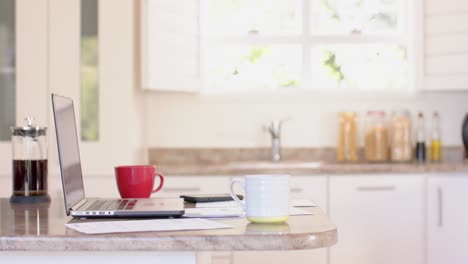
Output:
140 0 201 92
421 0 468 91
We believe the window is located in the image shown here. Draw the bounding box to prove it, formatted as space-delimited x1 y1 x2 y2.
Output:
80 0 99 141
142 0 412 92
202 0 410 92
0 0 15 141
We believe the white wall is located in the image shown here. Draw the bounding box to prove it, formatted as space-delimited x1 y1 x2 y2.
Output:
144 91 468 148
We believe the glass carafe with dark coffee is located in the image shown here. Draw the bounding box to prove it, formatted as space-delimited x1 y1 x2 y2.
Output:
10 117 50 203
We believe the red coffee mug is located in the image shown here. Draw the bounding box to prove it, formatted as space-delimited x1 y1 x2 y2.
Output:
115 165 165 198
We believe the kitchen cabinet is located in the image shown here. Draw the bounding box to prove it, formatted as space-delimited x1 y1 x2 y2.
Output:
329 175 424 264
156 176 231 198
0 177 9 198
427 173 468 264
290 175 327 211
421 0 468 91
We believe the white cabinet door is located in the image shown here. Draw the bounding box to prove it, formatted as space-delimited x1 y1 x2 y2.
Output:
0 177 10 198
329 175 424 264
290 175 327 211
427 174 468 264
156 176 231 198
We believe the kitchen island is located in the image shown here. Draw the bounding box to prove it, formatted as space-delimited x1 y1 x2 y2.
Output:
0 198 336 263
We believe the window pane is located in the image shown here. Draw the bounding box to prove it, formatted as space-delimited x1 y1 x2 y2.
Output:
310 0 402 35
204 45 302 90
203 0 302 36
310 44 408 90
81 0 99 141
0 0 15 141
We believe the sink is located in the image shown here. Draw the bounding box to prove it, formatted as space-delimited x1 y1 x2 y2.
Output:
226 161 323 170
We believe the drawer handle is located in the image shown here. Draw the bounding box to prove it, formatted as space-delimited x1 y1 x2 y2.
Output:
290 187 303 193
356 185 396 191
163 187 201 193
437 187 443 227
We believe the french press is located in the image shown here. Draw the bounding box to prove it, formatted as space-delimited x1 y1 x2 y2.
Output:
10 117 50 203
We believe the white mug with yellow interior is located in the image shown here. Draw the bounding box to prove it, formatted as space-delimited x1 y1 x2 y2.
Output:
229 174 290 223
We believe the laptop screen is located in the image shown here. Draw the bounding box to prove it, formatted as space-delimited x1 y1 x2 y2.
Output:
52 94 85 213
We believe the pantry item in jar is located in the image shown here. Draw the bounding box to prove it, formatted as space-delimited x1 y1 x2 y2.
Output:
364 110 389 162
336 112 359 162
390 110 413 162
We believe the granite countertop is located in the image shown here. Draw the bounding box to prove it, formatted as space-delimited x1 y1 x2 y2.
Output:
157 160 468 176
0 199 337 251
150 147 468 176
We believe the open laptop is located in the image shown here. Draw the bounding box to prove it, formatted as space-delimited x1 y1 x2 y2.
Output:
51 93 185 218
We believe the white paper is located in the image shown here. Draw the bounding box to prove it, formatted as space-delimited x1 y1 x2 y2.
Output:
195 199 317 208
65 218 233 235
195 201 239 208
185 207 312 218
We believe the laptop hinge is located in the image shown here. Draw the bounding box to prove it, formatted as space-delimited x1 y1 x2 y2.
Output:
71 199 88 211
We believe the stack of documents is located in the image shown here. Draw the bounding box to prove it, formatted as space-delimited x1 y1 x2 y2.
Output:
182 199 316 218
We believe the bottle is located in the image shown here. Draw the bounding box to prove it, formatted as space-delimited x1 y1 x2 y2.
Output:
336 112 359 162
430 111 442 162
415 112 426 162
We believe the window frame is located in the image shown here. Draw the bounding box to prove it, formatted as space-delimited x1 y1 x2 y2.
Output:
199 0 417 93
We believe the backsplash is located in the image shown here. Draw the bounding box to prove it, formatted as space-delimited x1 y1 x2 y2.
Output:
144 92 468 148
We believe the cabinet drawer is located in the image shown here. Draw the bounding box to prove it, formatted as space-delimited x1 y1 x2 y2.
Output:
157 176 231 197
290 176 327 210
233 250 326 264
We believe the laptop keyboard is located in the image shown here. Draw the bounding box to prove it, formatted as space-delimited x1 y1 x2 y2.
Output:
84 199 137 211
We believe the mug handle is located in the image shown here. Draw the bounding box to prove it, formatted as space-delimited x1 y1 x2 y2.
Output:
229 179 246 210
152 172 165 193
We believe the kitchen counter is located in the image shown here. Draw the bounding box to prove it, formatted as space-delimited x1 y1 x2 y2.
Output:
150 147 468 176
0 199 337 251
157 160 468 176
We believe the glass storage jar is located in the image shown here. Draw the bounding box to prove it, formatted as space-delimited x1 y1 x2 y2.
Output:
336 112 359 162
364 110 389 162
390 110 413 162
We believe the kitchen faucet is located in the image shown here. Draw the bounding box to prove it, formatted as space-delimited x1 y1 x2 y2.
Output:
266 119 286 162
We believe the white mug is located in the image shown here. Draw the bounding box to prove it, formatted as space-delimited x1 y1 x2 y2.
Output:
229 174 290 223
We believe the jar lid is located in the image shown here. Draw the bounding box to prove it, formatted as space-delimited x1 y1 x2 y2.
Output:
10 117 47 137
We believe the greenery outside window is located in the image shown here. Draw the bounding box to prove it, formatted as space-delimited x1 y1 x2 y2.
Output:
201 0 410 92
81 0 99 141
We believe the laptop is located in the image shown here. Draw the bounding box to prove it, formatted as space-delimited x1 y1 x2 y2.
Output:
51 93 185 218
